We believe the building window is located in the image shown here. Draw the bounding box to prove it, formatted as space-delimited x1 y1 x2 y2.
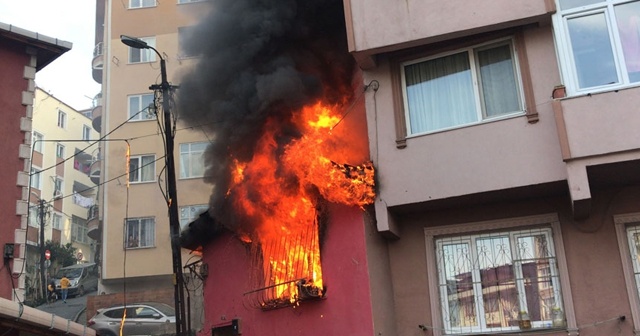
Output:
125 217 155 248
56 143 65 158
180 204 208 229
82 125 91 141
128 37 156 63
129 155 156 183
128 94 156 120
615 214 640 327
402 39 523 135
554 0 640 94
180 142 207 178
52 213 62 230
178 26 196 58
54 177 64 198
28 205 39 227
425 214 576 336
57 110 67 128
71 216 89 244
32 132 43 153
129 0 156 8
30 167 42 190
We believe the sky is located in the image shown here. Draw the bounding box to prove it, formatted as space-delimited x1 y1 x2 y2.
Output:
0 0 101 111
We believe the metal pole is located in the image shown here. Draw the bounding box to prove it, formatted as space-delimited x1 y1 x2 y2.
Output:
155 57 187 336
39 199 46 301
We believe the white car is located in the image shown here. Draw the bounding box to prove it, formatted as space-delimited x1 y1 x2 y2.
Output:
88 302 176 336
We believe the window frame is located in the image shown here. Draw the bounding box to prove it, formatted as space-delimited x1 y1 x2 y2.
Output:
424 213 578 336
553 0 640 96
129 154 156 183
32 132 44 153
30 166 42 190
56 143 65 158
400 37 525 137
57 110 67 129
125 217 156 249
127 93 156 121
390 31 537 148
129 0 156 9
179 142 207 179
614 213 640 333
127 37 156 63
52 213 63 230
82 125 91 141
180 204 208 229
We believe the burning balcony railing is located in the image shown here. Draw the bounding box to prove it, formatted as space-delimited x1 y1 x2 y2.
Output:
243 210 325 310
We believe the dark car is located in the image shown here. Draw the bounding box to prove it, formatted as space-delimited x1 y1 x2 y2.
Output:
88 302 176 336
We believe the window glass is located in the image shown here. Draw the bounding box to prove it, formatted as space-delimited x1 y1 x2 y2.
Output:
52 213 62 230
30 167 42 190
567 12 618 88
32 132 43 152
403 40 522 135
56 143 65 158
559 0 601 10
129 0 156 8
615 1 640 82
126 218 155 248
436 228 563 333
129 155 155 183
180 142 207 178
128 37 156 63
128 94 156 120
180 204 208 229
556 0 640 93
83 125 91 141
57 110 67 128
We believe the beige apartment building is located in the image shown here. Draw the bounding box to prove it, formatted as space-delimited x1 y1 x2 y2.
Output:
91 0 211 298
25 87 99 302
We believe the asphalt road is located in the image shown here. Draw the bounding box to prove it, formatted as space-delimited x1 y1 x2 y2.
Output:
37 290 96 324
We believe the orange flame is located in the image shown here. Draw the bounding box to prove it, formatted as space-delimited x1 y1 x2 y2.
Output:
231 101 374 304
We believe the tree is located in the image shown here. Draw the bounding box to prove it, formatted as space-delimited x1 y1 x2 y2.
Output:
44 241 77 275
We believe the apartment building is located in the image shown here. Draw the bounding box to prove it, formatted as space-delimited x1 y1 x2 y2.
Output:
345 0 640 335
91 0 211 302
0 22 70 304
25 88 100 301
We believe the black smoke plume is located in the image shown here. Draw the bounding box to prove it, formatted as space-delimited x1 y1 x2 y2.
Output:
177 0 355 226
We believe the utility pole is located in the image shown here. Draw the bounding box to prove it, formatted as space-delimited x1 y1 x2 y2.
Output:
38 199 46 301
120 35 187 335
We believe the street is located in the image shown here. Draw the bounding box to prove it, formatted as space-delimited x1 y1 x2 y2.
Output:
37 290 95 325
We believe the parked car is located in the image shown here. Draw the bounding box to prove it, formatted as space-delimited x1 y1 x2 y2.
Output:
54 263 99 297
88 302 176 336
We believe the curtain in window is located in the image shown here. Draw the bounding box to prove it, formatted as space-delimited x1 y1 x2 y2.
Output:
141 155 155 181
405 52 477 134
477 45 520 117
140 218 155 247
129 158 140 182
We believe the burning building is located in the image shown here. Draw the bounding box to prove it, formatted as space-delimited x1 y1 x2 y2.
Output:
177 0 379 334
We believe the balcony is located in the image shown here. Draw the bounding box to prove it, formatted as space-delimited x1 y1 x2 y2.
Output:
89 159 101 185
92 42 103 83
87 205 101 241
553 87 640 218
91 92 102 133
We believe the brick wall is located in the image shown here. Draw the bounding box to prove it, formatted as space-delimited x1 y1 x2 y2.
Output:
85 288 174 321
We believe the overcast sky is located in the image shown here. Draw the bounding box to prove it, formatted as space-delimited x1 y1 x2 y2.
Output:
0 0 101 111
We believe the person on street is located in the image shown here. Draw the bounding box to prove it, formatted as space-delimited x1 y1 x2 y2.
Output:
60 274 70 303
47 280 57 305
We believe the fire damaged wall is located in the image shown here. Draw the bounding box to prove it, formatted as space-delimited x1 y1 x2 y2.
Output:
199 204 375 335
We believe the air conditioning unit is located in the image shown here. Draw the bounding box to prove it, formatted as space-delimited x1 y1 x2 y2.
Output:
53 190 63 199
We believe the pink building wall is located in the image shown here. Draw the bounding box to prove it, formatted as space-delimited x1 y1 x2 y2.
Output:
199 204 375 335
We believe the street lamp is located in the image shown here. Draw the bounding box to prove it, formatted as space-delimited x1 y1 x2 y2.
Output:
120 35 187 335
